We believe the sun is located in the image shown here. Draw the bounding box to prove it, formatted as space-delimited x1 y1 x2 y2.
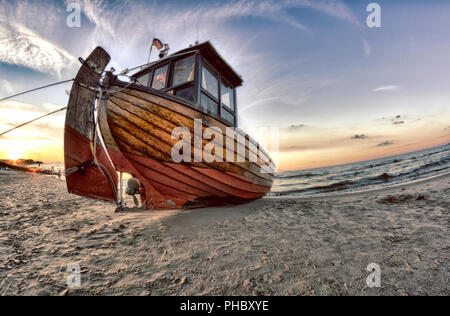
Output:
6 144 25 161
7 151 23 161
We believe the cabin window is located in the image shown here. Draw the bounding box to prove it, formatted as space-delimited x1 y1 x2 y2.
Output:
201 66 219 99
173 55 195 86
151 65 168 90
200 64 220 113
136 72 151 86
200 93 219 115
175 86 195 103
221 108 235 124
221 82 235 111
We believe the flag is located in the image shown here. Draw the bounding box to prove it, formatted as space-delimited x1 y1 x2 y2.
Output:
151 38 163 50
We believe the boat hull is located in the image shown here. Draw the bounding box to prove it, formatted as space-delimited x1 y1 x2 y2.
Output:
99 81 274 209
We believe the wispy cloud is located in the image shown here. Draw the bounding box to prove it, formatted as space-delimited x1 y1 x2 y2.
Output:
0 79 14 96
373 85 400 92
0 100 64 143
377 140 394 147
288 124 306 130
362 38 371 57
76 0 360 36
0 19 77 77
351 134 368 139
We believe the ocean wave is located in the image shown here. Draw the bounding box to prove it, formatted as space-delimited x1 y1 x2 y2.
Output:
275 172 320 180
274 180 356 196
370 172 397 181
273 145 450 196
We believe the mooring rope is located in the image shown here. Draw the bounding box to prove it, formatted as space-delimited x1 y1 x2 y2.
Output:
0 67 131 204
0 106 67 137
0 78 74 102
0 78 75 136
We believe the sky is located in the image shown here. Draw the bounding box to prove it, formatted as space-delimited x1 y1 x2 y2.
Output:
0 0 449 171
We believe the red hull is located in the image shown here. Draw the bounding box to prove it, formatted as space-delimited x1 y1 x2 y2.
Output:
64 47 118 202
105 147 271 209
64 126 118 202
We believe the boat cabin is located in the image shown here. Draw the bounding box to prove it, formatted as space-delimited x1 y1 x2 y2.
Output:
131 41 242 127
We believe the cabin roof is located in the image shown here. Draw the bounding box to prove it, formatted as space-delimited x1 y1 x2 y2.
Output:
132 41 243 88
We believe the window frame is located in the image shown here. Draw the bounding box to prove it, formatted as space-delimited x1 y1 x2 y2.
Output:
199 60 220 115
201 61 220 99
171 54 196 88
135 71 151 86
220 78 235 111
160 53 198 103
198 58 237 126
151 63 170 90
131 51 238 127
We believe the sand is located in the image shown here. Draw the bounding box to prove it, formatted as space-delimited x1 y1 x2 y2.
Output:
0 171 448 296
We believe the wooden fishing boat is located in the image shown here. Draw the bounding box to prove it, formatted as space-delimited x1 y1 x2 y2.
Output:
64 42 275 210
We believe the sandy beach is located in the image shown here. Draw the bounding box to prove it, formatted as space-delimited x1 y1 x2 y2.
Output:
0 171 448 296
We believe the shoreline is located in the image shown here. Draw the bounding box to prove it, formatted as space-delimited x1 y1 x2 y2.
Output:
268 172 450 201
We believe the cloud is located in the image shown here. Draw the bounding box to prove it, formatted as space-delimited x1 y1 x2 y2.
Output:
362 38 371 57
351 134 368 139
379 115 408 126
390 115 405 125
42 102 66 112
69 0 359 50
0 79 14 96
377 140 394 147
373 85 400 92
0 100 34 112
288 124 306 130
0 19 77 77
0 100 64 128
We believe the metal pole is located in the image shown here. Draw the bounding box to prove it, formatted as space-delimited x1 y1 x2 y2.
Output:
119 172 124 206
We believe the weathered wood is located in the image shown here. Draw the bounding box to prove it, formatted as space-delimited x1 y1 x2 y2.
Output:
108 94 270 168
64 47 118 202
65 48 110 139
110 84 275 168
107 109 273 186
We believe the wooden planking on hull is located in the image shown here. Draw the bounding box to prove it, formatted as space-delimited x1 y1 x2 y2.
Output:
124 152 267 200
108 94 270 169
109 83 275 170
124 151 270 198
100 96 272 197
106 99 273 183
107 113 274 187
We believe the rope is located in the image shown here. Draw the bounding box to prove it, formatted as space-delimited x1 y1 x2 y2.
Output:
0 106 67 137
119 50 199 76
0 78 74 136
0 64 135 204
0 79 74 102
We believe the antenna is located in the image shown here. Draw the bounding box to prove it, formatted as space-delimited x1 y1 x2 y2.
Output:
196 19 199 44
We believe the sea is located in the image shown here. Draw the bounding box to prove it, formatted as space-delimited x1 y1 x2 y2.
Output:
271 144 450 197
2 144 448 198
